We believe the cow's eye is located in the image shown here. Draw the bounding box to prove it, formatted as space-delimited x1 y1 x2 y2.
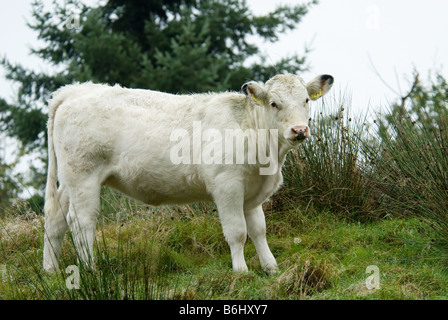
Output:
305 98 310 104
271 102 278 109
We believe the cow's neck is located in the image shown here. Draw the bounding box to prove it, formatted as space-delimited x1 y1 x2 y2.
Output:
243 101 273 131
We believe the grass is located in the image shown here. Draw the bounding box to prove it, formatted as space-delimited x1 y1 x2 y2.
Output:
0 191 447 300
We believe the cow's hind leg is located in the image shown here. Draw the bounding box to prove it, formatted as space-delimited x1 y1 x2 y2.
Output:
66 181 101 269
245 205 278 275
43 186 70 272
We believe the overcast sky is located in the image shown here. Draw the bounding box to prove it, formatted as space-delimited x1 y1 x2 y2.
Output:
247 0 448 115
1 0 448 116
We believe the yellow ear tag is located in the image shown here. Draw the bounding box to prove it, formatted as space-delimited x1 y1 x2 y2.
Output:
251 93 263 104
310 89 322 100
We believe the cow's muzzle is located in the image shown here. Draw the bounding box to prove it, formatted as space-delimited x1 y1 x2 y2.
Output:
291 126 309 141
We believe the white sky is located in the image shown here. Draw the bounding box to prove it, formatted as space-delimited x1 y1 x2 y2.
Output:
1 0 448 114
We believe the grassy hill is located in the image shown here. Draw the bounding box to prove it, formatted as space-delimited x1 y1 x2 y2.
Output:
1 191 447 300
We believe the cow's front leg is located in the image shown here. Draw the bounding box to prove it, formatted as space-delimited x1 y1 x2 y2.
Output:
212 179 248 273
245 205 278 275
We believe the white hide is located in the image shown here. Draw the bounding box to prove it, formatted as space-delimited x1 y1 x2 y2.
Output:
43 73 333 274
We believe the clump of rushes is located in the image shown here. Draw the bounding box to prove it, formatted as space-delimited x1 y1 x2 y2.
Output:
281 94 381 221
366 108 448 248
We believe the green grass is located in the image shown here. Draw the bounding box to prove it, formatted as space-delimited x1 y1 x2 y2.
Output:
1 193 447 300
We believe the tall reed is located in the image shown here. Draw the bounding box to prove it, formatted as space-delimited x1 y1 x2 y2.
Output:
366 109 448 247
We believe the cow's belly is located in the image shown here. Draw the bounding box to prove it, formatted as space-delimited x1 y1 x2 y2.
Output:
104 165 212 206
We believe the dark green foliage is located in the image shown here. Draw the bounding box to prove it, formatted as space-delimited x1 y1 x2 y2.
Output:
0 98 19 208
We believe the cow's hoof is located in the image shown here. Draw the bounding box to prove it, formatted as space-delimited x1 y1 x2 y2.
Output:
262 263 279 276
43 261 59 273
233 264 249 273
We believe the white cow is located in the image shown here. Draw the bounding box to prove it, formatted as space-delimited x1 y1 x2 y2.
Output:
43 73 333 274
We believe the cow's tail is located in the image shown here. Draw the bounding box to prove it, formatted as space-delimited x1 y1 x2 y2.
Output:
44 87 67 218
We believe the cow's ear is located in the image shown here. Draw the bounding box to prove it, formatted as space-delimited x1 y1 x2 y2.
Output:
307 74 334 101
241 81 266 104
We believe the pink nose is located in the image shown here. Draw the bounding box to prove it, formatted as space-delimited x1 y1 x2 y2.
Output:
291 126 309 141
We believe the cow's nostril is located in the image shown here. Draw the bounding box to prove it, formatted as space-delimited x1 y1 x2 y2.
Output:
295 133 306 141
291 126 309 141
291 127 308 134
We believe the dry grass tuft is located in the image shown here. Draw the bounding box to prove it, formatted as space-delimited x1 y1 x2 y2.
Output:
266 258 332 299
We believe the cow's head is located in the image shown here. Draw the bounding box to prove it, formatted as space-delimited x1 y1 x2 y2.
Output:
242 73 333 145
